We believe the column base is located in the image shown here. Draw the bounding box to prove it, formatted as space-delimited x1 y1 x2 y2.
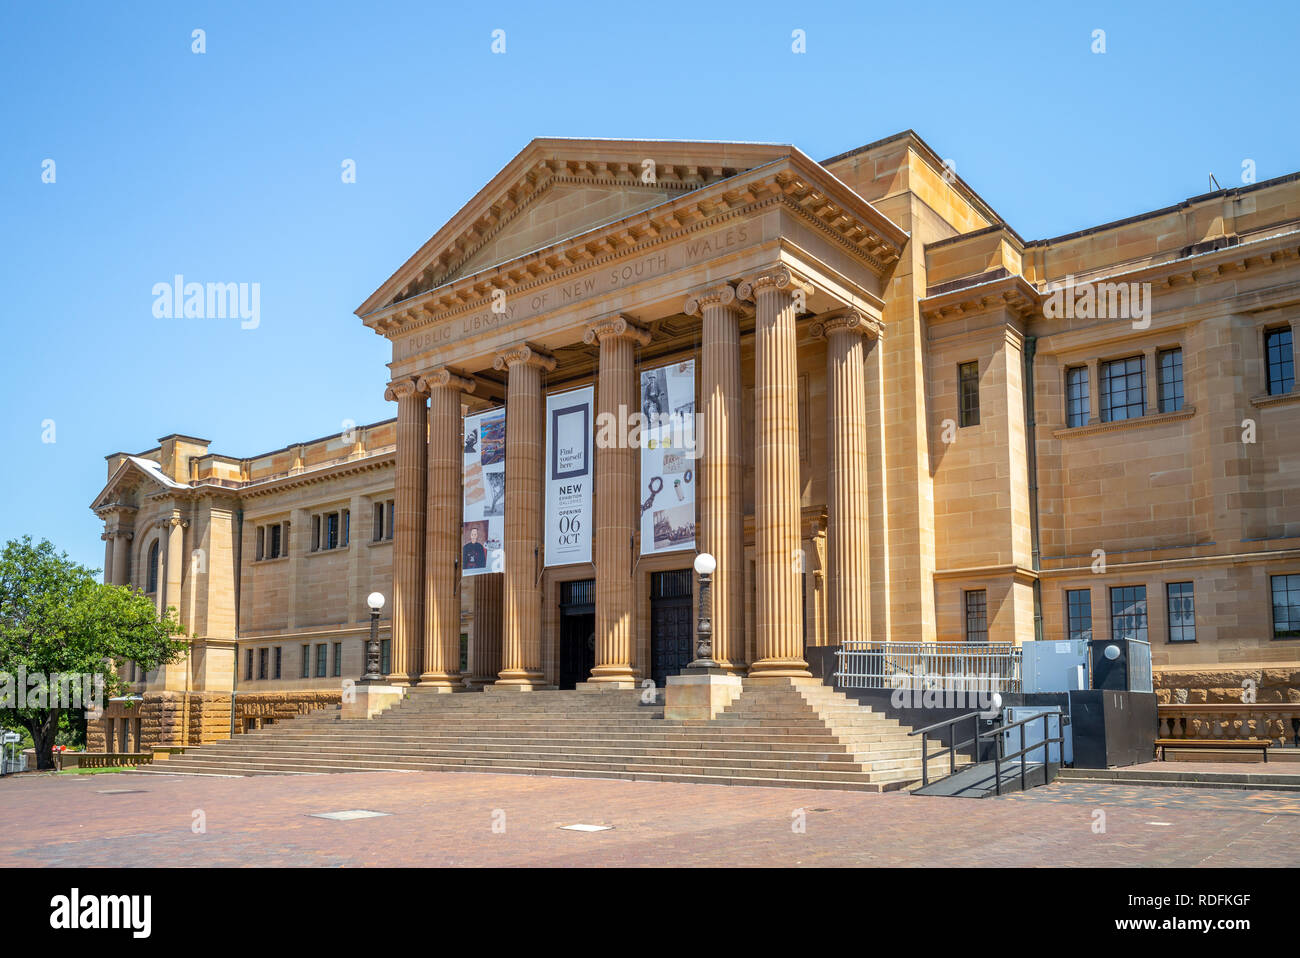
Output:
384 674 417 688
744 671 820 686
416 673 464 690
575 679 638 691
746 657 813 682
664 670 744 721
582 665 639 687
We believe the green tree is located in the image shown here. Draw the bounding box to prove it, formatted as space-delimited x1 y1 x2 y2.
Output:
0 537 185 769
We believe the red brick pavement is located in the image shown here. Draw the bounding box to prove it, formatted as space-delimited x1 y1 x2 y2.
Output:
1 769 1296 867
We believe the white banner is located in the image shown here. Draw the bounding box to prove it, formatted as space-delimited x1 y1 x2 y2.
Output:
639 359 697 556
461 407 506 576
545 385 594 567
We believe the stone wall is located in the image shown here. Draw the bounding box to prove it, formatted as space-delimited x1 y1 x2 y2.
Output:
88 690 342 751
1154 666 1300 705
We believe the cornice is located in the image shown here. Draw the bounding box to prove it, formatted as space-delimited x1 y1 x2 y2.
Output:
363 160 906 340
1051 405 1196 439
237 453 397 500
919 274 1042 322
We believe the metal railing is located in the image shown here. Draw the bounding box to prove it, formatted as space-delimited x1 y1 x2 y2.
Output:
835 641 1022 692
909 710 1064 795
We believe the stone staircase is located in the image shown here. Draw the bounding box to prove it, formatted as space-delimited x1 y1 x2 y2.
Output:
137 680 968 791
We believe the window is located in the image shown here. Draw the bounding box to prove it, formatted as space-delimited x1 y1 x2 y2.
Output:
311 515 321 552
332 642 342 678
315 643 327 678
274 646 283 679
258 647 268 680
958 361 980 427
326 512 339 550
1100 356 1145 422
1166 582 1196 643
269 523 282 558
342 510 350 548
1109 586 1148 642
146 540 160 594
964 590 988 643
245 648 254 681
1158 348 1184 412
300 644 310 678
255 526 264 561
373 502 385 542
1266 327 1295 395
460 634 468 673
1065 367 1090 428
1065 589 1092 641
255 522 286 561
1272 574 1300 639
380 639 392 675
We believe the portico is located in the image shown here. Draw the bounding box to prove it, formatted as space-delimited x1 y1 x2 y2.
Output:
356 138 905 690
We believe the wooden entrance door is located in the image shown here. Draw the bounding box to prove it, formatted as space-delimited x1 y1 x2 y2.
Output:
650 569 693 690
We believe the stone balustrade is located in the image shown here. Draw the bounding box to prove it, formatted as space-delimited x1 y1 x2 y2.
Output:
1157 703 1300 747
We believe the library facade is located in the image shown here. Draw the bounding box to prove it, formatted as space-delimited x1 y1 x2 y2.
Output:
89 132 1300 751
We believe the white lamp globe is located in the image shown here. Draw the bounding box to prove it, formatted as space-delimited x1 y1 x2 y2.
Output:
1103 644 1121 660
693 553 716 575
367 591 386 612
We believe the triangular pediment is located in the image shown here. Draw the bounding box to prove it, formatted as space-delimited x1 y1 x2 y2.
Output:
356 138 794 316
90 457 185 514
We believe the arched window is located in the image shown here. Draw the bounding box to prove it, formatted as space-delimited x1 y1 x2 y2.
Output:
146 540 160 594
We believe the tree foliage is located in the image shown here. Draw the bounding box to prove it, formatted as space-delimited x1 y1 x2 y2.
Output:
0 536 185 769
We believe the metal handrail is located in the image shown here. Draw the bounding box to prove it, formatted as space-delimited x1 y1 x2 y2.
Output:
907 710 997 788
978 712 1065 796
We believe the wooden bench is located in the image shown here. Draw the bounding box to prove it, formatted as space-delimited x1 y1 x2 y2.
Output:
1155 738 1270 762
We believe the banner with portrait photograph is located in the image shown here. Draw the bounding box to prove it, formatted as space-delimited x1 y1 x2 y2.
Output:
639 359 697 556
461 407 506 576
545 385 594 567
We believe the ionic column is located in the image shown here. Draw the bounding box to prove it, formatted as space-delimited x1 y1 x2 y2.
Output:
469 574 504 686
385 377 428 685
685 285 746 671
812 309 881 647
491 344 555 688
738 266 812 678
163 515 186 615
417 368 475 689
583 315 650 686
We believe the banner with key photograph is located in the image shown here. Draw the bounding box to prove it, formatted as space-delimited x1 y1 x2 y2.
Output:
638 359 696 556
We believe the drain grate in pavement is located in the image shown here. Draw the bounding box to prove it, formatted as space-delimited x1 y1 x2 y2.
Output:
96 789 147 795
560 823 612 832
309 809 391 821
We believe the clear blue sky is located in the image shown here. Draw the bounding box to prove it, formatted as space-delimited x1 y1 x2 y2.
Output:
2 1 1297 571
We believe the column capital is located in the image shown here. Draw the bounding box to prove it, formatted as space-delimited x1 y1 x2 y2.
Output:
583 314 651 347
165 516 189 530
493 343 556 372
736 265 815 303
417 368 476 394
810 308 883 342
683 282 743 317
384 376 424 402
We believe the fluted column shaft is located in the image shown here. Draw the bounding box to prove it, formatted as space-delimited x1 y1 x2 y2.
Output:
469 573 504 685
818 311 878 646
163 515 186 617
493 345 555 687
687 286 745 671
585 316 649 685
740 268 811 677
419 370 474 688
386 378 428 685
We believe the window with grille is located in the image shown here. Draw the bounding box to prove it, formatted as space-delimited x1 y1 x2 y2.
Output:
1272 574 1300 639
245 648 253 681
1266 327 1295 395
325 512 339 550
1100 356 1145 422
1157 348 1184 412
258 647 268 680
1109 585 1148 642
300 644 310 678
958 361 980 427
147 540 160 594
332 642 342 678
964 590 988 642
274 646 283 679
315 644 327 678
373 502 385 541
1065 589 1092 641
380 639 392 675
1066 367 1089 427
1166 582 1195 643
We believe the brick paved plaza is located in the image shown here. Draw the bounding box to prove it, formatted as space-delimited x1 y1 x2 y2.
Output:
2 769 1297 867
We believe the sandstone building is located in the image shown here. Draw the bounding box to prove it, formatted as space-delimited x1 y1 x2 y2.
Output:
89 132 1300 750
